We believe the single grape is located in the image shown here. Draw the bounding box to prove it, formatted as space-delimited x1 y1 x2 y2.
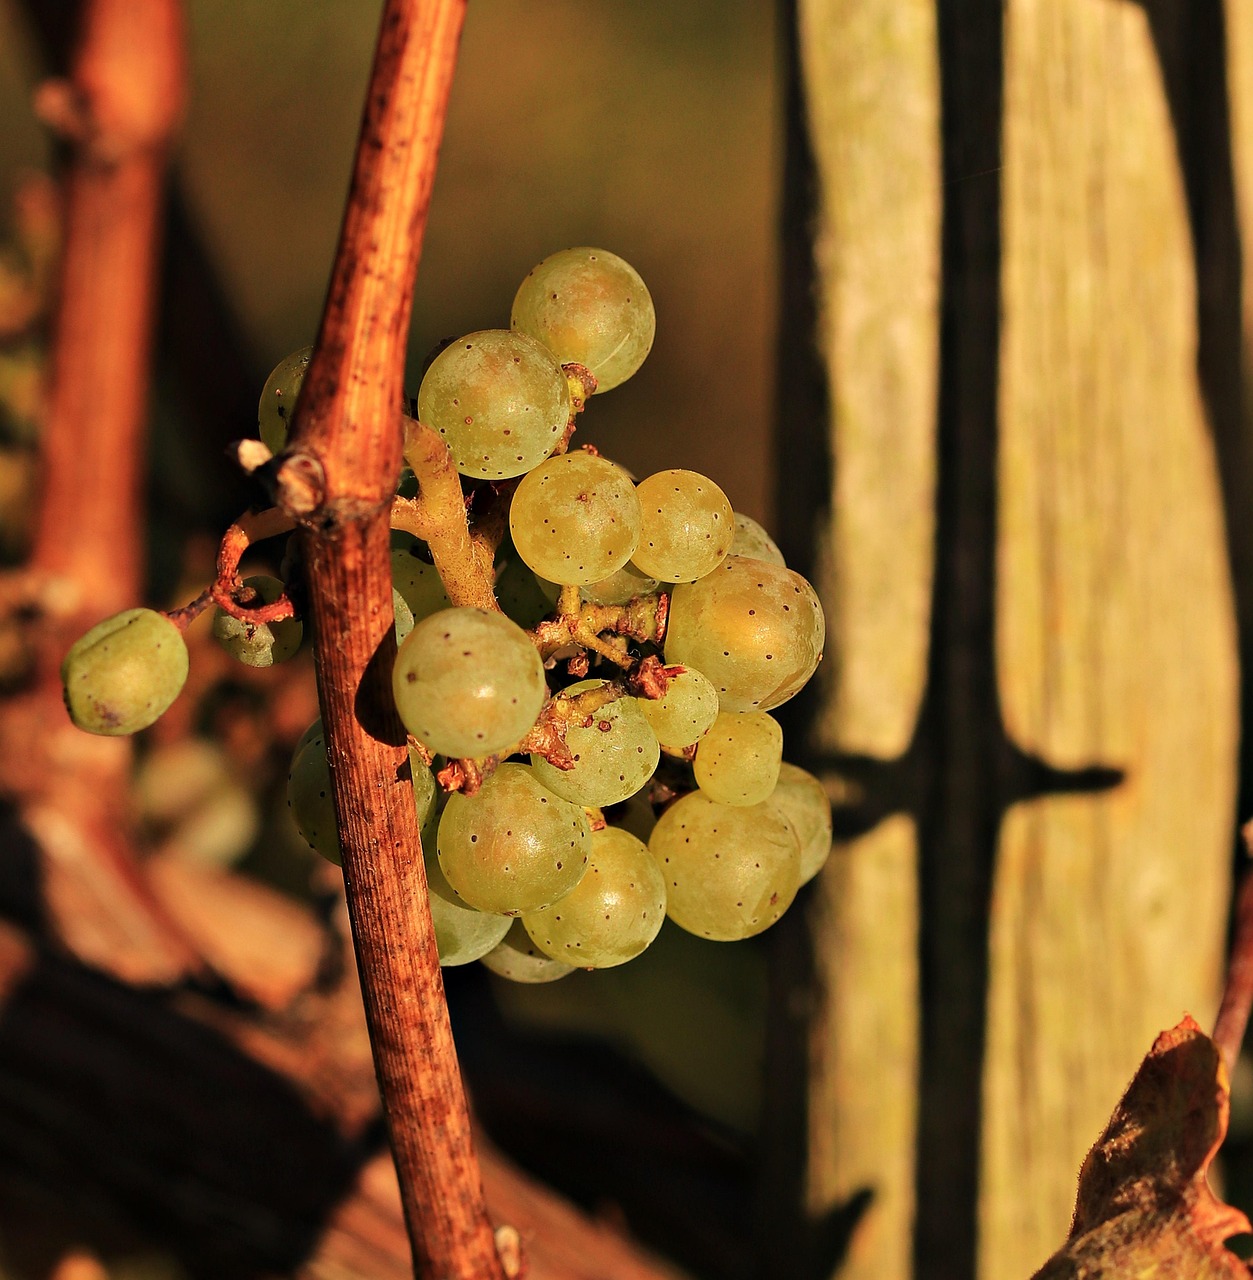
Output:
61 608 188 736
437 762 590 914
631 470 733 583
495 550 559 630
768 761 833 884
635 667 719 750
731 512 786 567
511 247 655 392
289 738 437 867
212 575 302 667
294 716 324 756
481 919 575 984
417 329 571 479
425 842 511 966
393 607 547 758
649 791 801 941
522 826 666 968
692 710 783 806
258 346 312 454
531 679 660 808
509 450 642 586
580 560 660 606
393 588 415 645
665 556 825 712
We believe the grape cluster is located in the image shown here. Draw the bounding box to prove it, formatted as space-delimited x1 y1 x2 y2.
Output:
60 245 834 984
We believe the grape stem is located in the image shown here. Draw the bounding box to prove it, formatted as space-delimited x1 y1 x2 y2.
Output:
530 585 669 668
249 1 510 1276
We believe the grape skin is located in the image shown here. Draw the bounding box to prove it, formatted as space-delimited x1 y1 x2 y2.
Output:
481 919 575 984
437 763 590 914
664 556 826 712
417 329 571 479
392 607 547 759
630 469 733 584
730 512 786 567
258 346 312 454
768 761 834 884
511 247 655 393
523 826 666 968
509 450 643 587
692 710 783 806
649 791 801 941
61 608 189 736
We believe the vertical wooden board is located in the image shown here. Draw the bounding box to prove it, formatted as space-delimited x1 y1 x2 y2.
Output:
795 3 939 1276
807 817 918 1280
1226 0 1253 351
986 2 1238 1275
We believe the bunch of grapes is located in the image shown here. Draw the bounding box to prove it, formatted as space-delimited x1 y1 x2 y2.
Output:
61 246 833 984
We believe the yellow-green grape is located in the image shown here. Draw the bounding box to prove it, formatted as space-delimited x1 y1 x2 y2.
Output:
531 679 660 808
522 826 666 968
258 345 312 454
417 329 571 479
768 762 833 884
509 450 642 586
665 556 825 712
61 608 188 736
636 667 719 751
425 842 511 966
393 589 415 645
437 762 590 914
495 551 559 630
631 470 733 583
392 607 547 758
511 247 655 393
481 919 575 984
649 791 801 941
212 575 302 667
288 738 437 866
730 512 786 567
294 716 323 756
692 710 783 806
580 560 660 606
391 534 451 628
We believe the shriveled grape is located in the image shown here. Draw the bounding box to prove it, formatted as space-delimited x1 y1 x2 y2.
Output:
212 575 302 667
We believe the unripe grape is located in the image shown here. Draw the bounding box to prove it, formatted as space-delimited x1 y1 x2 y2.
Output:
258 346 312 453
509 450 642 587
61 608 188 736
649 791 801 941
481 919 575 984
417 329 571 479
692 710 783 806
212 575 302 667
665 556 825 712
522 826 666 968
511 247 655 392
393 607 547 759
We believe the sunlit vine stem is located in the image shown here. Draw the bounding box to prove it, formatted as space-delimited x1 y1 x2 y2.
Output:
262 1 509 1276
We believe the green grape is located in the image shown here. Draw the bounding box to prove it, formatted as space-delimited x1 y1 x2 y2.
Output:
294 716 324 756
61 607 188 736
392 607 547 758
417 329 571 479
531 679 659 807
665 556 825 712
393 588 415 645
636 667 719 750
768 762 833 884
437 762 590 914
522 826 666 968
212 575 302 667
288 739 438 866
692 710 783 806
511 247 655 393
258 345 312 453
495 551 558 629
649 791 801 941
730 512 786 567
425 843 511 966
631 470 733 583
481 918 575 984
509 449 642 586
391 534 451 625
581 560 660 606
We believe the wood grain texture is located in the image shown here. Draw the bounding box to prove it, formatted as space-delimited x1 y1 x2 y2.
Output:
984 2 1237 1274
792 2 939 1276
